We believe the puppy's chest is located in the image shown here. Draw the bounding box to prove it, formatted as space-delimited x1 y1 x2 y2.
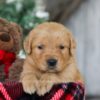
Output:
36 72 43 80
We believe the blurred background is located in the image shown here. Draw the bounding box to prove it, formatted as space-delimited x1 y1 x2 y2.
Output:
0 0 100 99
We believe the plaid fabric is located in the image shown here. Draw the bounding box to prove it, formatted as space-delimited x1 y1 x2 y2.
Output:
0 81 84 100
0 81 23 100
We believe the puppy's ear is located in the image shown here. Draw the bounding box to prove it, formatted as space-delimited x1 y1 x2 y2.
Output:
69 35 76 56
24 31 34 54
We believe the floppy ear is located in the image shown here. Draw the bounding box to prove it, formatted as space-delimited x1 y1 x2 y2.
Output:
24 31 34 54
69 35 76 56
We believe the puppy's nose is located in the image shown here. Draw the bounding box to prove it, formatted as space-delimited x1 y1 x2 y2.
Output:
47 59 57 68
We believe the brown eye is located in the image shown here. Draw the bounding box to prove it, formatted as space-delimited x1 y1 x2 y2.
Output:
37 45 44 50
59 45 65 50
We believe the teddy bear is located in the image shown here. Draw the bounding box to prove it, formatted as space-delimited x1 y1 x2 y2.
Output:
8 58 24 81
0 18 23 81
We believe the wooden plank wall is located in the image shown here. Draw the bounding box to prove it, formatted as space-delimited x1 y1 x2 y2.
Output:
66 0 100 95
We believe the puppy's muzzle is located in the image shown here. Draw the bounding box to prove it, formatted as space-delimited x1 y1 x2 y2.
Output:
47 58 57 69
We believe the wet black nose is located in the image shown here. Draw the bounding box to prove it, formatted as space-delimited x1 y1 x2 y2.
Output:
47 59 57 68
0 33 10 42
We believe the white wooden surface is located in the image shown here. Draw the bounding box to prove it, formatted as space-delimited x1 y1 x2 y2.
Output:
66 0 100 95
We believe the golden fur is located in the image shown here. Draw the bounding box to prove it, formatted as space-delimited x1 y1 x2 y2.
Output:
20 22 83 96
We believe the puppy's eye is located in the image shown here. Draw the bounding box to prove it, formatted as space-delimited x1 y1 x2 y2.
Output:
37 45 44 50
59 45 65 50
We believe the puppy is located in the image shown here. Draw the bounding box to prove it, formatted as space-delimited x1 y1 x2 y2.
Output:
20 22 83 96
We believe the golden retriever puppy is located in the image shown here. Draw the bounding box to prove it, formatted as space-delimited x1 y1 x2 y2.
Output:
20 22 83 96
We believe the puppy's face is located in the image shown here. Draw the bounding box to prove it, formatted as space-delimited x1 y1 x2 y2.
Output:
24 22 76 73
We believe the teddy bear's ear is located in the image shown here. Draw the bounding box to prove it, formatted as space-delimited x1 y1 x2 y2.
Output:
0 18 9 26
24 30 34 54
10 22 22 33
10 22 23 54
69 35 76 56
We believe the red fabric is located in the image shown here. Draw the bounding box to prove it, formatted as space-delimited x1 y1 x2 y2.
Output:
0 83 12 100
0 50 16 78
0 82 85 100
0 82 23 100
65 94 73 100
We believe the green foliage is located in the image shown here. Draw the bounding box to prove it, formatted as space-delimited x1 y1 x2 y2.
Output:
0 1 18 22
0 0 47 35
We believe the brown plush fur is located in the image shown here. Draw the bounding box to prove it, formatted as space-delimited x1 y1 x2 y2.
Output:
0 18 22 81
0 18 22 54
20 22 83 96
8 59 24 81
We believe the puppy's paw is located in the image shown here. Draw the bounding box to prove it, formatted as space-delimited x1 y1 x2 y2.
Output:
37 79 53 96
22 80 38 94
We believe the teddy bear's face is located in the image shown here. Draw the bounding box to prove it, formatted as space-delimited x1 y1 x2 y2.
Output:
0 18 22 53
0 30 14 51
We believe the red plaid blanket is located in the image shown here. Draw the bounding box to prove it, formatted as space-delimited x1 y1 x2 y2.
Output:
0 81 84 100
